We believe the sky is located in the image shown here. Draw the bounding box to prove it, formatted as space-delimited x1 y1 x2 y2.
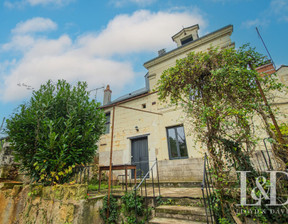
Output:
0 0 288 136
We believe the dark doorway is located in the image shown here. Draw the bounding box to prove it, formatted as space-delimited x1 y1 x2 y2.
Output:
131 137 149 178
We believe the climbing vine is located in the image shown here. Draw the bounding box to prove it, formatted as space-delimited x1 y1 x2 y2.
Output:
100 195 119 224
156 44 288 223
100 192 149 224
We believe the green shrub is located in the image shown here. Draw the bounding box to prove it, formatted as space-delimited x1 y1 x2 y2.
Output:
6 80 105 185
100 195 119 224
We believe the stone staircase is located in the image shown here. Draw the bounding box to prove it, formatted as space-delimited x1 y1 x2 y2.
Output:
149 205 207 224
88 180 213 223
147 182 212 224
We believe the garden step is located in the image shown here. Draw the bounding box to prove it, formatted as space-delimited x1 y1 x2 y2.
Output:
109 187 204 198
155 205 207 222
158 197 204 207
149 217 206 224
119 180 202 188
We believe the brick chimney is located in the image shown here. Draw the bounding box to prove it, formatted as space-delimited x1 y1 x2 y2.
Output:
255 63 276 76
103 85 112 105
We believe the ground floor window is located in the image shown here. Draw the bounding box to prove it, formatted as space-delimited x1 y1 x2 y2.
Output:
166 125 188 159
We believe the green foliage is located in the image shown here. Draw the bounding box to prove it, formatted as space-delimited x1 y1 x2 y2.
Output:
6 80 105 185
270 123 288 147
156 44 287 223
219 217 232 224
88 183 121 191
100 192 149 224
100 195 119 224
121 191 144 221
157 45 282 148
156 196 175 206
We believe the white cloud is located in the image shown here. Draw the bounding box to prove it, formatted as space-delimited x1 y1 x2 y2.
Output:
110 0 156 7
0 34 134 101
27 0 73 6
77 9 206 57
242 18 269 28
0 10 206 102
270 0 288 21
12 17 57 34
242 0 288 28
2 35 35 52
4 0 74 8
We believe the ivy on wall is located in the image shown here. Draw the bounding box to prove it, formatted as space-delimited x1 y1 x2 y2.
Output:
156 44 288 223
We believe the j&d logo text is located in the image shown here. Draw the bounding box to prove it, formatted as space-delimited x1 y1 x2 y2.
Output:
237 171 288 206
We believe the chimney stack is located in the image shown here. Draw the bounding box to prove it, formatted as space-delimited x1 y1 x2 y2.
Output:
158 48 166 56
103 85 112 105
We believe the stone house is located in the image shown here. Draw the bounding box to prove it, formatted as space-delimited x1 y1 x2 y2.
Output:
98 24 288 182
98 24 235 182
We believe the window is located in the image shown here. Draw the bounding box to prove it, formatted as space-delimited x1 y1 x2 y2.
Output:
105 112 111 134
166 125 188 159
180 35 193 45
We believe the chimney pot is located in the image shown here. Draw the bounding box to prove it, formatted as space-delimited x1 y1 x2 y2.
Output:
103 85 112 105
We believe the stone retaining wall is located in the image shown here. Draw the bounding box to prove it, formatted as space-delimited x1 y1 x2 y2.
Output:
0 183 104 224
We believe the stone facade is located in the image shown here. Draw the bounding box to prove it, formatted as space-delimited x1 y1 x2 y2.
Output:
98 24 288 182
98 24 235 182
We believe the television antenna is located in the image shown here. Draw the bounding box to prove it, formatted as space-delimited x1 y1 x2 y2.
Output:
256 27 276 69
89 86 105 102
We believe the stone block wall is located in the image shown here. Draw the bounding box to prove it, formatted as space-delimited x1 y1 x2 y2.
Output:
0 183 104 224
158 158 203 182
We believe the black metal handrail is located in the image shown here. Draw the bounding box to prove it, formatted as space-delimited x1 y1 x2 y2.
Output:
133 158 160 223
201 153 215 224
251 137 282 173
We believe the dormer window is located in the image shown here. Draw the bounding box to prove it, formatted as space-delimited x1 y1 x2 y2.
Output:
172 24 199 47
180 35 193 45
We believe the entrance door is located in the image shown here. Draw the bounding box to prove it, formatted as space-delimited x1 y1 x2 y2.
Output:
131 137 149 178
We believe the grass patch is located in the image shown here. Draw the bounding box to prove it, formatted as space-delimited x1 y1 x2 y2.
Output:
88 183 121 191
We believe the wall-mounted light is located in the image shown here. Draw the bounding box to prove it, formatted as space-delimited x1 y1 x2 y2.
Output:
135 126 139 132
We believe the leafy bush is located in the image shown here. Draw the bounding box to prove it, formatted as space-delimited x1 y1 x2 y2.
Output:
100 195 119 224
100 192 148 224
6 80 105 185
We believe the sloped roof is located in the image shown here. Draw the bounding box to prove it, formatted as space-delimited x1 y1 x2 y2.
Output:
101 73 150 108
171 24 199 41
144 24 233 67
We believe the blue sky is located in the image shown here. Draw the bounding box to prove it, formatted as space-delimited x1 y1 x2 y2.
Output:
0 0 288 136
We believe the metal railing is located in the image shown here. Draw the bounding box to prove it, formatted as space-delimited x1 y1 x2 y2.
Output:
252 137 282 173
133 158 160 223
71 165 95 184
201 153 215 224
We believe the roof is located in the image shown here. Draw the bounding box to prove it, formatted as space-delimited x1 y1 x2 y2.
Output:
101 24 233 109
101 73 150 108
171 24 199 41
277 65 288 72
110 87 148 104
144 24 233 67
